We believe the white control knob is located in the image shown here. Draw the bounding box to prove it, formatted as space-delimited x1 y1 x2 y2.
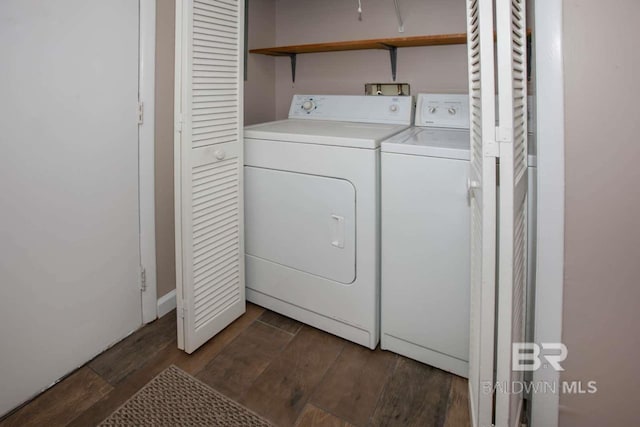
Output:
302 100 315 111
214 149 226 160
428 106 437 114
389 104 399 112
448 107 457 115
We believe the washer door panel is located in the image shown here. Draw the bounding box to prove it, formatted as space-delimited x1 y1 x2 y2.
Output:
245 166 356 284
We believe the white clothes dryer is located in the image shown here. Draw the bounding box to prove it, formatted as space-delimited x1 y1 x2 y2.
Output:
244 94 413 349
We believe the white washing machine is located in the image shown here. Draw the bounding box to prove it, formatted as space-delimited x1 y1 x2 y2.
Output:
381 93 472 377
244 94 413 349
380 93 537 377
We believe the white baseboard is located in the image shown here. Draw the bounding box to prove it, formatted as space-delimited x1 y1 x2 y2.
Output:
157 289 177 318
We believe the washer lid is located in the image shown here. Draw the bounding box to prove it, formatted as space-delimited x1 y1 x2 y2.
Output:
381 127 471 160
244 119 409 149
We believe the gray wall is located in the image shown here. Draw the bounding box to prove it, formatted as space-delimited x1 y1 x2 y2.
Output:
245 0 276 125
272 0 468 119
560 0 640 425
155 0 176 299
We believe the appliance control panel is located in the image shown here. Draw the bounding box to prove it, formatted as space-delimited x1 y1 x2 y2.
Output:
415 94 470 129
288 94 414 125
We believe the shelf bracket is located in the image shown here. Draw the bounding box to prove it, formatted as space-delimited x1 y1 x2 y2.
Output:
381 44 398 82
288 53 297 83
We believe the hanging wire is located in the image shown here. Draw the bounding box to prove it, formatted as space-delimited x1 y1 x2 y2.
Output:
393 0 404 32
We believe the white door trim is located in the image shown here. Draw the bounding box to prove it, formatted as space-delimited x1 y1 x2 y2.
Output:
531 0 564 425
139 0 158 324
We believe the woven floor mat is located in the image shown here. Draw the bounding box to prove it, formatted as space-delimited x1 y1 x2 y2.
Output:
99 365 273 426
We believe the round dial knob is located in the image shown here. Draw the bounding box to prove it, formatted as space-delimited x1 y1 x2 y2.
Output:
428 106 437 114
302 100 315 111
448 107 457 115
389 104 399 112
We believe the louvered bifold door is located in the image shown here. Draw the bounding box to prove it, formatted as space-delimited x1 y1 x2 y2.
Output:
174 0 245 354
466 0 498 426
495 0 528 425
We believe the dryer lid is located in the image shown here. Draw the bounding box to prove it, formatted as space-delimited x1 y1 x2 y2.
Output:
244 119 410 149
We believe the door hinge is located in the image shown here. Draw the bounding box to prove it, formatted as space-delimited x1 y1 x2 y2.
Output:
137 102 144 125
178 304 185 319
495 125 513 143
139 266 147 292
176 114 183 133
484 138 500 158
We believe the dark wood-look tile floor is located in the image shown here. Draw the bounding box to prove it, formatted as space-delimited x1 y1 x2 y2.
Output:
0 303 471 427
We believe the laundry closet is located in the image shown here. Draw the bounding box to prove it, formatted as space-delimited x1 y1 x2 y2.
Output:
163 0 479 348
165 0 535 425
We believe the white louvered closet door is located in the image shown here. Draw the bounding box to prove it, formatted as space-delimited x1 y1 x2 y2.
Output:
466 0 498 426
495 0 528 425
175 0 245 353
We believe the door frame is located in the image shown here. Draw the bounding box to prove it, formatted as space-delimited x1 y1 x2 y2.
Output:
140 0 158 324
531 0 564 425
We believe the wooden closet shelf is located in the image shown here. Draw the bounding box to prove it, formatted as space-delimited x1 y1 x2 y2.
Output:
249 31 531 82
249 33 468 56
